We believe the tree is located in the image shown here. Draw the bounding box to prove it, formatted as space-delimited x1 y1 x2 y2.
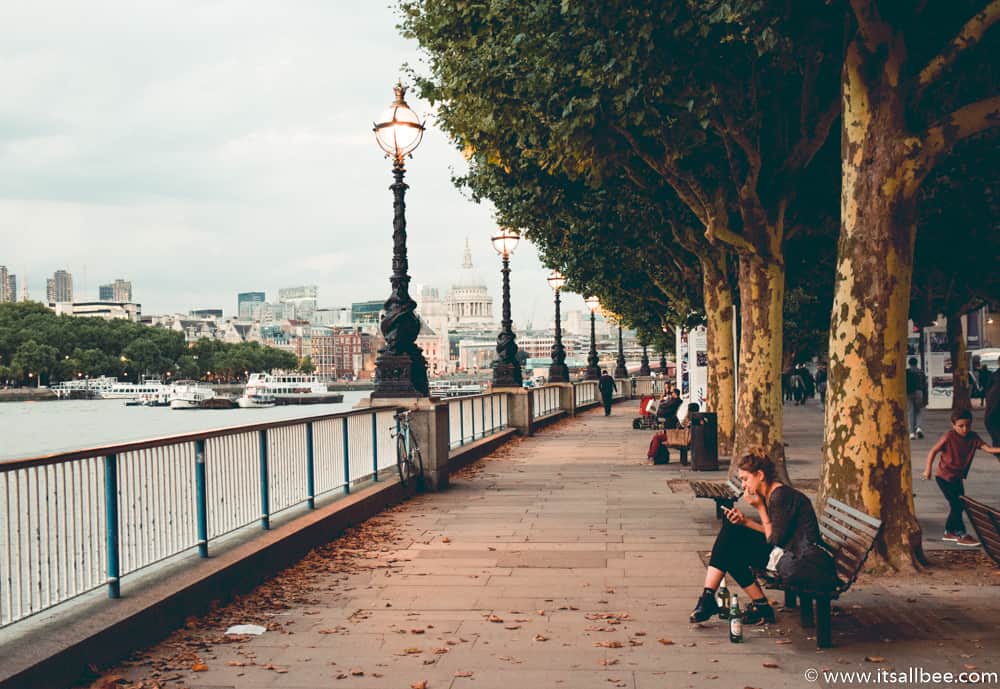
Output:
298 356 316 375
403 0 842 479
821 0 1000 569
12 340 59 386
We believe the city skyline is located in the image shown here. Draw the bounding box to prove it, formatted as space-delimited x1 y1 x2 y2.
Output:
0 2 594 327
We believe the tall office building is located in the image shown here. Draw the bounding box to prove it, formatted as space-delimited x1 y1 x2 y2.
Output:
99 279 132 302
279 286 318 321
0 266 9 302
237 291 266 320
7 274 15 303
46 270 73 303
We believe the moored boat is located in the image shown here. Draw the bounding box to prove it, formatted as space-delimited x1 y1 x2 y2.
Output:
169 382 217 410
237 393 277 408
244 372 343 404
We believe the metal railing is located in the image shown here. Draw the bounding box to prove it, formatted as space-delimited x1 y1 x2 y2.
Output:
573 380 599 407
633 377 667 398
531 385 562 421
447 393 510 450
0 407 398 628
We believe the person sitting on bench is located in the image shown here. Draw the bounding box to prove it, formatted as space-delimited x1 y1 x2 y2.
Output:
689 448 838 625
646 402 698 465
657 388 683 429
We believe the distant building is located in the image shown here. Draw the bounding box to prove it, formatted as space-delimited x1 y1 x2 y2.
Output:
258 302 294 324
50 301 140 322
312 307 353 327
351 300 384 327
98 279 132 302
446 240 495 331
311 328 364 378
279 285 318 321
190 308 223 319
0 266 14 303
237 291 266 320
46 270 73 303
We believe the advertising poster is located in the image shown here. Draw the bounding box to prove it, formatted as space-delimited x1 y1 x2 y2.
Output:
925 324 951 410
689 326 708 408
675 327 688 395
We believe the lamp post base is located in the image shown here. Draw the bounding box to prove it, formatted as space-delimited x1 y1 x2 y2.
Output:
492 362 523 388
583 367 600 381
548 363 569 383
373 352 429 398
613 364 628 378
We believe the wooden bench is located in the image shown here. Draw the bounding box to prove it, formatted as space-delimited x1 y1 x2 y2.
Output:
758 497 882 648
961 496 1000 566
690 476 741 518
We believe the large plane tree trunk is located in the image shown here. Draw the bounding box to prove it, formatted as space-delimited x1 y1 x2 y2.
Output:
820 28 924 571
701 248 736 457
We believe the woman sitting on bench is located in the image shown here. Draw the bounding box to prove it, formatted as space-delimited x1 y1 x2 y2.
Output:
689 448 837 625
646 402 697 465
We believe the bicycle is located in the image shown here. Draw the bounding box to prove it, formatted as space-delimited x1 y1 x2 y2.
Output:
392 410 424 488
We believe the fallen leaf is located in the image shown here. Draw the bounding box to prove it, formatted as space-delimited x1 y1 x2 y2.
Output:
658 638 675 645
599 658 619 666
762 662 779 669
441 537 451 543
432 647 449 654
192 663 208 672
504 624 521 630
865 656 885 663
775 640 792 645
411 628 426 634
404 647 423 654
488 614 504 623
411 682 428 689
593 641 624 648
455 671 474 677
534 634 549 642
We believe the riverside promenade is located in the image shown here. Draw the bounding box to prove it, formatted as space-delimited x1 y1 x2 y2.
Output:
86 402 999 688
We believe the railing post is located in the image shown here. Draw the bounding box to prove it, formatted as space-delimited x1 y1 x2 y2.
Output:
481 396 486 435
471 398 476 440
306 422 315 509
459 401 465 446
491 394 496 430
259 430 270 530
342 416 351 495
104 453 120 599
195 440 208 557
371 412 380 481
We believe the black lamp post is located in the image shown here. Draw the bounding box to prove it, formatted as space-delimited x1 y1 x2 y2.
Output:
371 83 429 398
584 296 601 380
639 343 651 375
547 271 569 383
659 347 668 374
614 320 628 378
492 228 523 387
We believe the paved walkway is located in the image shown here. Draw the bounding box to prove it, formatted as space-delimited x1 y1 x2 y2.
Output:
102 402 1000 689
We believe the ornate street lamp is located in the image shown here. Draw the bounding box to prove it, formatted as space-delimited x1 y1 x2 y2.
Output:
546 270 569 383
584 295 601 380
639 343 651 375
659 347 668 374
492 228 523 387
372 83 429 397
613 315 628 379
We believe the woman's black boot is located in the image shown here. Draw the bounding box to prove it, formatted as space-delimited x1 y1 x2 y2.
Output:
688 591 719 623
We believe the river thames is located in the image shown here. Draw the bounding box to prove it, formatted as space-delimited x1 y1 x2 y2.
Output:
0 392 370 462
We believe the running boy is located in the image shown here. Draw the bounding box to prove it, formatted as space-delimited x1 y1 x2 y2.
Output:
922 408 1000 546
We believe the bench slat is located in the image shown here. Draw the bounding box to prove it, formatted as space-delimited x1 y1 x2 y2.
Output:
826 497 882 530
822 509 881 540
820 517 878 551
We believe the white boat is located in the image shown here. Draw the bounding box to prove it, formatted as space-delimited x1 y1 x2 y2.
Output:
99 379 171 400
169 382 217 410
237 392 277 408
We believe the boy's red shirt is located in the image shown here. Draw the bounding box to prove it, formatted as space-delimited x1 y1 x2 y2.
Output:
936 429 984 481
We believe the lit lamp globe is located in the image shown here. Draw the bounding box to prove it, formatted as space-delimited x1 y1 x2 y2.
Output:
491 228 520 257
547 270 566 291
373 84 425 160
585 295 601 312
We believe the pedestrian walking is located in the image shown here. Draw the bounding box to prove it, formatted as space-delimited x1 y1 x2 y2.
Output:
815 364 828 408
973 364 990 408
598 369 615 416
905 357 926 439
985 371 1000 448
922 408 1000 547
790 368 805 405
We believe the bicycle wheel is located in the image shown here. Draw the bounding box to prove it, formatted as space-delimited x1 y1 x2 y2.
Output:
396 433 411 486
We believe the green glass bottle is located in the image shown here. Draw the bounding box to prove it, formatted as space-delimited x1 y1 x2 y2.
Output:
729 594 743 643
717 577 730 619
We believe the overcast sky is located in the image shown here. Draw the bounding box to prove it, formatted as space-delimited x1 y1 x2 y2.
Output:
0 1 591 329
